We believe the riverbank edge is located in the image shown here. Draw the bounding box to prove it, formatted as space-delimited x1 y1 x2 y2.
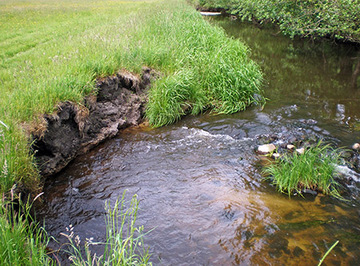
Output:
194 2 360 45
31 67 156 178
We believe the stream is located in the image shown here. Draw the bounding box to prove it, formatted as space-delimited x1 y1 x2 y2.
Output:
39 16 360 265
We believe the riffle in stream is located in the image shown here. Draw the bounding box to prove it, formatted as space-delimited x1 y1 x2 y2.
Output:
39 16 360 265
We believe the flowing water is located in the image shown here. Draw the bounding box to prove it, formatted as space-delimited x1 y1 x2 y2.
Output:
39 16 360 265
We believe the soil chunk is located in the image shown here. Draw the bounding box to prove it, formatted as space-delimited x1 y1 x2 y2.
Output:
32 68 155 176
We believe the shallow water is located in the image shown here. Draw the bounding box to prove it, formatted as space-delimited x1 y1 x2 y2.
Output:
40 17 360 265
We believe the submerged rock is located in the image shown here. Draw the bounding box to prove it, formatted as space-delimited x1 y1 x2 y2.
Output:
293 246 305 257
352 143 360 151
286 144 295 150
257 144 276 154
272 153 281 159
302 189 318 196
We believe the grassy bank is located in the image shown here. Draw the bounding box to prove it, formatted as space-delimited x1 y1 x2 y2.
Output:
0 0 262 195
1 0 262 263
196 0 360 43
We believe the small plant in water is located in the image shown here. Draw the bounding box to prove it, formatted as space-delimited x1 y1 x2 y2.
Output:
61 192 151 265
318 240 339 266
263 141 343 198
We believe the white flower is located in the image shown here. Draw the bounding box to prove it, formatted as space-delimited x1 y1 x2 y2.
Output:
75 235 81 246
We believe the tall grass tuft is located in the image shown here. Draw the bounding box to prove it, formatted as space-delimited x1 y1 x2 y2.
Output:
0 192 52 265
144 6 263 126
0 125 40 195
263 142 342 198
61 193 151 265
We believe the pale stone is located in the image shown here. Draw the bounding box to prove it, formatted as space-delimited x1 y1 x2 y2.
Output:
296 148 305 154
272 153 281 159
352 143 360 150
287 144 295 150
257 144 276 154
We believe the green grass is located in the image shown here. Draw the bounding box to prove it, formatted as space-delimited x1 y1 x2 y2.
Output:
0 195 52 265
0 192 151 265
60 193 151 265
0 0 262 195
143 7 263 126
263 142 342 198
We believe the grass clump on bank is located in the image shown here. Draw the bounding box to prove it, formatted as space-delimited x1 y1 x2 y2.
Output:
196 0 360 43
263 142 342 198
0 193 151 265
143 8 263 126
62 194 151 265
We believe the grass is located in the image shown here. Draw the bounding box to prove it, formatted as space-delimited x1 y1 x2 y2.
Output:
263 142 342 198
60 193 151 265
144 8 263 126
0 192 52 265
0 0 262 195
0 191 151 265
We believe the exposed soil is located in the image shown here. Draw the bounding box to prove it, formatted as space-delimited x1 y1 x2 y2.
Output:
32 67 156 177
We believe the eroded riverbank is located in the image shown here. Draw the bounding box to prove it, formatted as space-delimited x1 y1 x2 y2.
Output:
31 68 155 177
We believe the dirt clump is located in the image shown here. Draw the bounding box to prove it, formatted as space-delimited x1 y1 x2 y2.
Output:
32 68 155 176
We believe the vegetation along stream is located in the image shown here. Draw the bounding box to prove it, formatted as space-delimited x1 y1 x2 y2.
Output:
39 16 360 265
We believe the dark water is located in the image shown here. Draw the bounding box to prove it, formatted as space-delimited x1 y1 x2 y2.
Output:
39 17 360 265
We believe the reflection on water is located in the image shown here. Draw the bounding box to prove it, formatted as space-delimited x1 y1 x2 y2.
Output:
40 17 360 265
209 17 360 144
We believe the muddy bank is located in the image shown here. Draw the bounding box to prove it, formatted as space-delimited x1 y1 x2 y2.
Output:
31 68 155 177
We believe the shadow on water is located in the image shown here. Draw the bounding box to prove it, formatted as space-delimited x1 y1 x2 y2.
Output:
39 16 360 265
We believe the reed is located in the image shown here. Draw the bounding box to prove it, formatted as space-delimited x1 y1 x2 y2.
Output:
318 240 339 266
61 193 151 265
0 193 52 265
